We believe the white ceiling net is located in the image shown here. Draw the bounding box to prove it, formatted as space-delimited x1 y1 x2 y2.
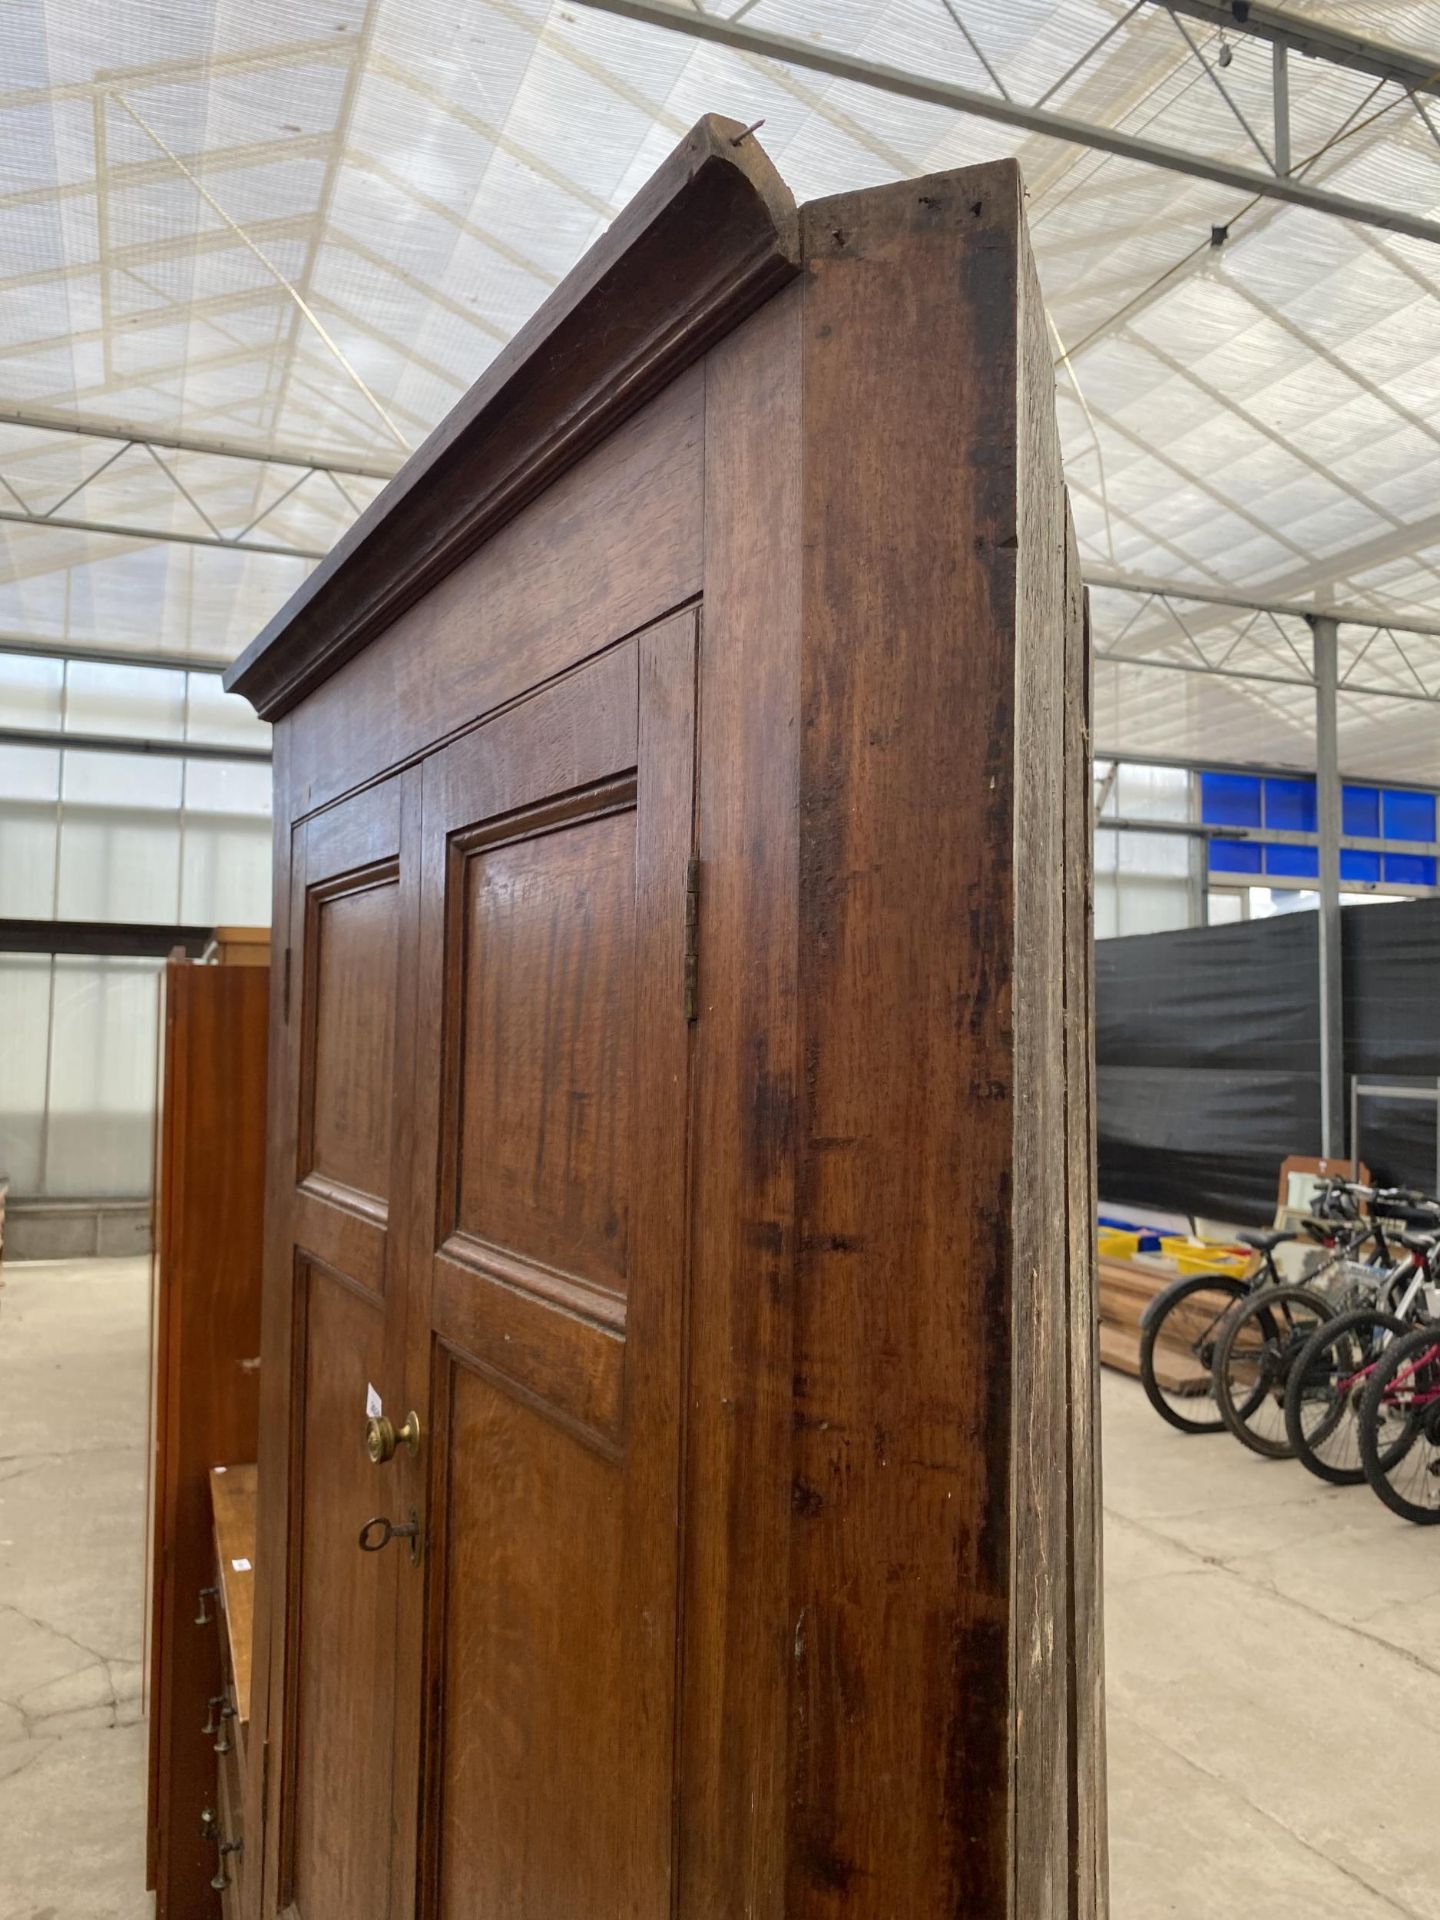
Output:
2 0 1438 776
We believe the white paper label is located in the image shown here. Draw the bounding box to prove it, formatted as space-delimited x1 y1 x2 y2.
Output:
366 1382 383 1419
231 1557 252 1573
213 1464 227 1474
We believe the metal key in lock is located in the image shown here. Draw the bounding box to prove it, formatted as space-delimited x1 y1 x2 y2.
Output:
358 1509 421 1565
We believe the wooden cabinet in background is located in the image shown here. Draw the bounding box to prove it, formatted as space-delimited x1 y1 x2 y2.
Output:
145 944 268 1920
227 121 1103 1918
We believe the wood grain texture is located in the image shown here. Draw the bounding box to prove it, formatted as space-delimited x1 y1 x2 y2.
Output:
257 771 423 1920
240 131 1102 1920
679 283 803 1919
288 1264 399 1920
226 116 797 721
286 368 702 817
1065 569 1109 1919
147 960 266 1920
211 1463 258 1730
788 168 1027 1917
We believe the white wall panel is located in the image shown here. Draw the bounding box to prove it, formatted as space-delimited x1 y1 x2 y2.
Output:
0 955 53 1190
43 957 161 1199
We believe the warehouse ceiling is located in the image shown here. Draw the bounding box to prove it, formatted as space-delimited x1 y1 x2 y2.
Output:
1 0 1438 777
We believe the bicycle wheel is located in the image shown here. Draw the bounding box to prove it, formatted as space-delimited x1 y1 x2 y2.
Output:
1358 1325 1440 1525
1138 1274 1249 1433
1213 1284 1333 1458
1283 1307 1408 1485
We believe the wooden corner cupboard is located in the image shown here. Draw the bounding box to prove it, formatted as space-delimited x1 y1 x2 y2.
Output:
225 116 1104 1919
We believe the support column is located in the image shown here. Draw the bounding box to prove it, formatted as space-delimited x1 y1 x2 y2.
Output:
1273 41 1291 175
1312 614 1345 1155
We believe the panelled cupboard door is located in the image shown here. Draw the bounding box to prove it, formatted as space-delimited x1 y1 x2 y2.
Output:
402 613 697 1918
280 771 421 1920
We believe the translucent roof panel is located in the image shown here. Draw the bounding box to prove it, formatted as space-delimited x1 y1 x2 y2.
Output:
0 0 1437 776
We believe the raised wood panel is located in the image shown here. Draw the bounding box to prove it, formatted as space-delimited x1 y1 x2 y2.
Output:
434 1358 630 1918
287 1263 398 1920
450 802 636 1295
302 870 399 1216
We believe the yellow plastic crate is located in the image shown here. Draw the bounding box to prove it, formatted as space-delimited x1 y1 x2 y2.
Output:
1175 1248 1249 1278
1098 1228 1141 1259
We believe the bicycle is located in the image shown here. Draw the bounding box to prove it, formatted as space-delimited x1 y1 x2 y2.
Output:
1284 1226 1440 1485
1357 1319 1440 1524
1137 1180 1386 1435
1212 1191 1439 1459
1137 1228 1295 1434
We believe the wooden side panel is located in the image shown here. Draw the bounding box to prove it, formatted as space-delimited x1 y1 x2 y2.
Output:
1065 569 1108 1920
148 962 267 1920
1011 200 1073 1920
772 160 1102 1918
678 284 803 1919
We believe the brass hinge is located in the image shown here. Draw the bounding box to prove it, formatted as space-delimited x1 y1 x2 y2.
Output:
683 857 700 1023
282 946 292 1024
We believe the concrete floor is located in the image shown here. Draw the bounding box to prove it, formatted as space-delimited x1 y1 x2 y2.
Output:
2 1258 1437 1919
0 1256 153 1920
1104 1369 1440 1920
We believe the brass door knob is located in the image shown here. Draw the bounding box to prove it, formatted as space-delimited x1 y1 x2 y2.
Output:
365 1410 421 1464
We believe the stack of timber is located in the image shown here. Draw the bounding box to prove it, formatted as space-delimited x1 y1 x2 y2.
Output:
1097 1252 1220 1393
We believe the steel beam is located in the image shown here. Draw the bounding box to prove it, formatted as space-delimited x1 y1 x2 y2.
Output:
0 505 325 561
1084 569 1440 642
1093 747 1438 793
1312 615 1345 1156
1104 818 1440 859
1094 650 1440 704
0 724 270 763
1147 1 1440 97
1272 40 1291 176
0 917 213 959
567 0 1440 247
0 633 232 674
0 403 399 480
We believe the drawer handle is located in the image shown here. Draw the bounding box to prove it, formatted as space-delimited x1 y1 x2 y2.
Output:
365 1411 421 1464
202 1694 226 1736
194 1585 217 1627
210 1839 243 1892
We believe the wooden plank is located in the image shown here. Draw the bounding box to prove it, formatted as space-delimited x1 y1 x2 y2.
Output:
210 1463 257 1731
779 160 1102 1916
678 279 804 1916
1098 1323 1210 1393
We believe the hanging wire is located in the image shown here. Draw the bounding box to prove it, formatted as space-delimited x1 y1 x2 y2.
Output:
110 91 413 456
